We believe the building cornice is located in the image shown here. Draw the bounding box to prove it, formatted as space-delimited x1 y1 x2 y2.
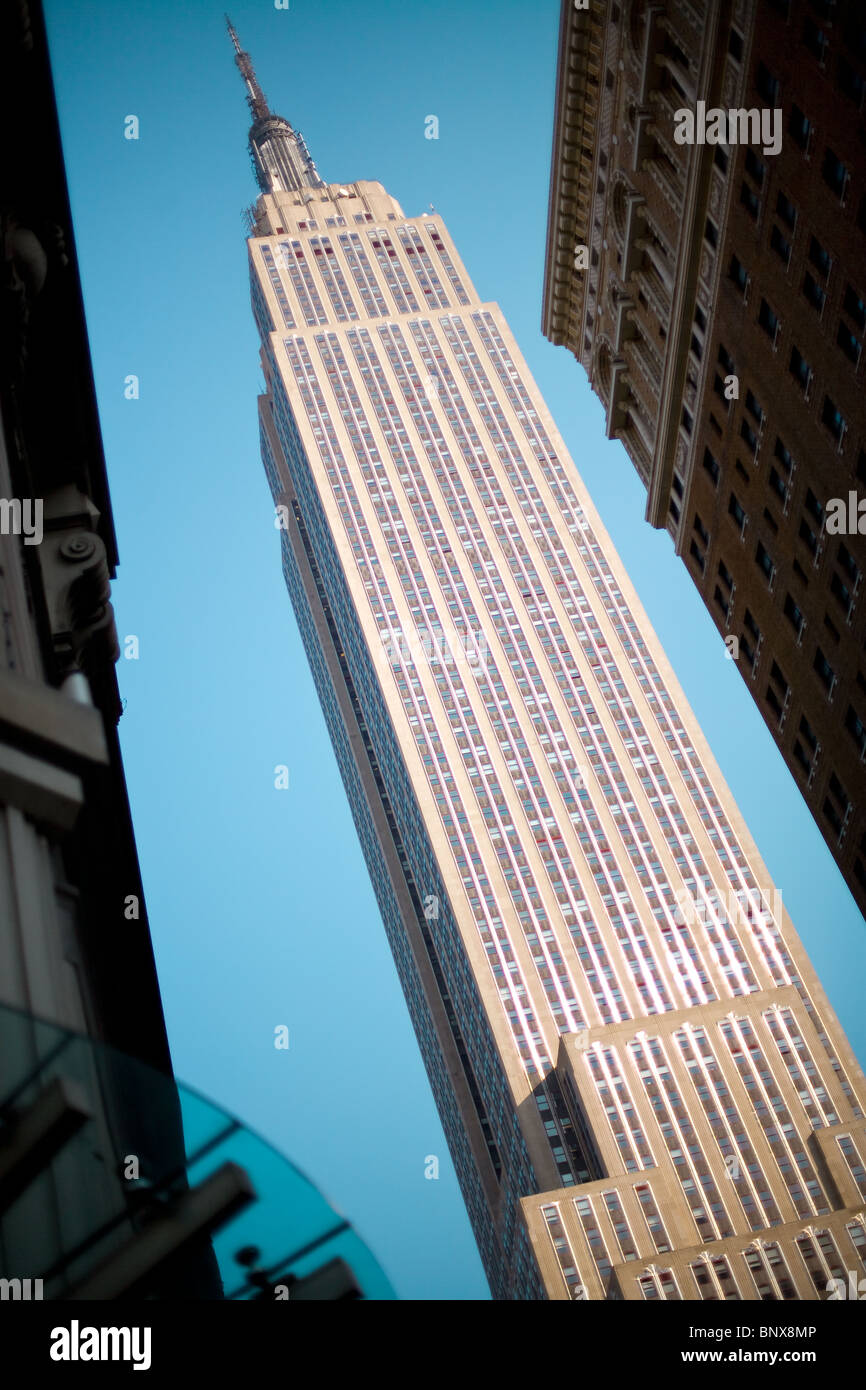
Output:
541 0 605 355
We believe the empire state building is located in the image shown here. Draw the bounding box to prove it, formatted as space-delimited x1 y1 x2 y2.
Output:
230 22 866 1300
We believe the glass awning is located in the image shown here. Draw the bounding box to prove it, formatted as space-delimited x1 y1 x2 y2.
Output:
0 1002 395 1299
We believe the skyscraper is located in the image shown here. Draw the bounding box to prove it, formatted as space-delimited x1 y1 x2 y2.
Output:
232 22 866 1300
542 0 866 922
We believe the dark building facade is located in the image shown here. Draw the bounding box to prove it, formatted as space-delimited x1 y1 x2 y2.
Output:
544 0 866 916
0 0 225 1299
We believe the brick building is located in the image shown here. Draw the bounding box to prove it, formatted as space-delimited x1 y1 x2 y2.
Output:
544 0 866 916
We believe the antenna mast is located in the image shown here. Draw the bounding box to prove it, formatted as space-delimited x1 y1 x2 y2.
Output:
226 16 270 123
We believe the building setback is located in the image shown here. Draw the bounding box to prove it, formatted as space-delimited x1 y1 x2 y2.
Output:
543 0 866 919
233 20 866 1298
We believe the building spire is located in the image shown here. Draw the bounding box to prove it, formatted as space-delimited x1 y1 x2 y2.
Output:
226 16 324 196
226 16 270 123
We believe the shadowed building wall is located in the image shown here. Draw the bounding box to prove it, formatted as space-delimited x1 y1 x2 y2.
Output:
543 0 866 922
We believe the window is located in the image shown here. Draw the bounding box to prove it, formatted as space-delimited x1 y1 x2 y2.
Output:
837 322 862 365
729 254 749 293
756 62 780 104
793 740 813 776
794 714 817 777
829 772 849 816
774 437 794 474
804 17 829 64
784 593 805 637
822 149 849 201
718 558 735 592
770 225 792 266
776 191 797 228
703 448 720 486
789 346 811 391
728 29 744 61
845 705 866 756
769 659 789 699
705 219 718 249
759 299 780 341
799 714 818 753
789 105 812 150
824 797 844 835
821 396 846 443
767 683 783 728
740 183 760 220
838 543 859 583
756 541 774 583
745 390 763 425
694 514 710 545
741 419 758 452
744 150 766 186
837 55 865 107
802 273 826 313
690 540 705 573
843 285 866 330
809 237 832 279
768 468 787 504
804 489 823 525
814 647 835 692
799 519 818 555
729 493 746 529
831 572 853 617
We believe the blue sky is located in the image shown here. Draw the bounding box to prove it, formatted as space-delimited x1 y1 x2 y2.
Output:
43 0 866 1301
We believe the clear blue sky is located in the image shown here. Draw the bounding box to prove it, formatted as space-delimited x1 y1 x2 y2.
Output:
43 0 866 1301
